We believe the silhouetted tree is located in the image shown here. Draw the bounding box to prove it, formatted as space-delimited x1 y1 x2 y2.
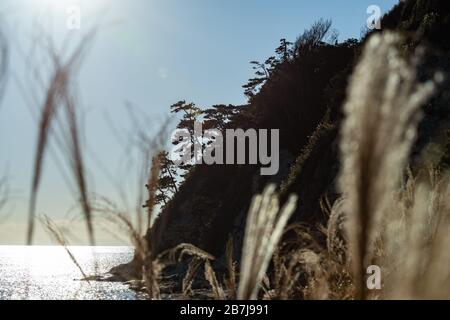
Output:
243 39 295 100
242 61 271 99
203 104 239 131
340 38 359 48
170 100 202 140
275 38 294 62
170 100 203 174
295 19 332 53
145 151 179 207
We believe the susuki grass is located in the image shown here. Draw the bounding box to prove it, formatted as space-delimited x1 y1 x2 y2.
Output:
381 169 450 299
237 185 298 300
0 24 8 217
272 32 450 300
27 30 98 245
0 22 7 107
338 32 444 299
0 173 9 220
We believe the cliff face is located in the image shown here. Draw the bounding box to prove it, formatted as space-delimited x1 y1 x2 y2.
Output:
148 43 356 258
145 0 450 265
382 0 450 49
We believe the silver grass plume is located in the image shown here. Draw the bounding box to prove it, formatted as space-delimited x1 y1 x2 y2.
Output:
238 184 297 300
338 32 440 299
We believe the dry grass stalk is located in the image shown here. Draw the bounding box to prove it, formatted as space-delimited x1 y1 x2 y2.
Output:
269 213 352 300
338 32 440 299
381 171 450 299
141 241 162 299
269 222 344 300
0 174 9 215
158 243 218 298
298 250 330 299
237 184 298 300
182 257 203 297
106 205 161 299
271 249 302 299
27 30 97 245
204 260 226 300
91 193 161 298
325 198 348 265
145 156 161 230
0 25 8 106
224 236 237 299
164 243 215 263
40 215 89 281
86 111 170 299
97 113 170 298
128 108 170 235
280 109 335 194
140 159 162 300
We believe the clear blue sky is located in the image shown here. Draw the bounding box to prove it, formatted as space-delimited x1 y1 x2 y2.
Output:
0 0 399 244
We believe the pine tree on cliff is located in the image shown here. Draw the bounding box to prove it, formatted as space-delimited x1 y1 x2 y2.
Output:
242 60 271 100
145 151 179 207
275 38 294 62
170 100 203 175
170 100 202 139
242 38 296 100
203 104 239 131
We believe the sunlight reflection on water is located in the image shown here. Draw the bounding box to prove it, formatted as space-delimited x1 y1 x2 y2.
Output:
0 246 144 300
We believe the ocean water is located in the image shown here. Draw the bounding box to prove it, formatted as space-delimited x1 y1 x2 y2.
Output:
0 246 145 300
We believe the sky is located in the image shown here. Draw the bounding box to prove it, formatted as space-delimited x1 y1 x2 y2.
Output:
0 0 399 245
